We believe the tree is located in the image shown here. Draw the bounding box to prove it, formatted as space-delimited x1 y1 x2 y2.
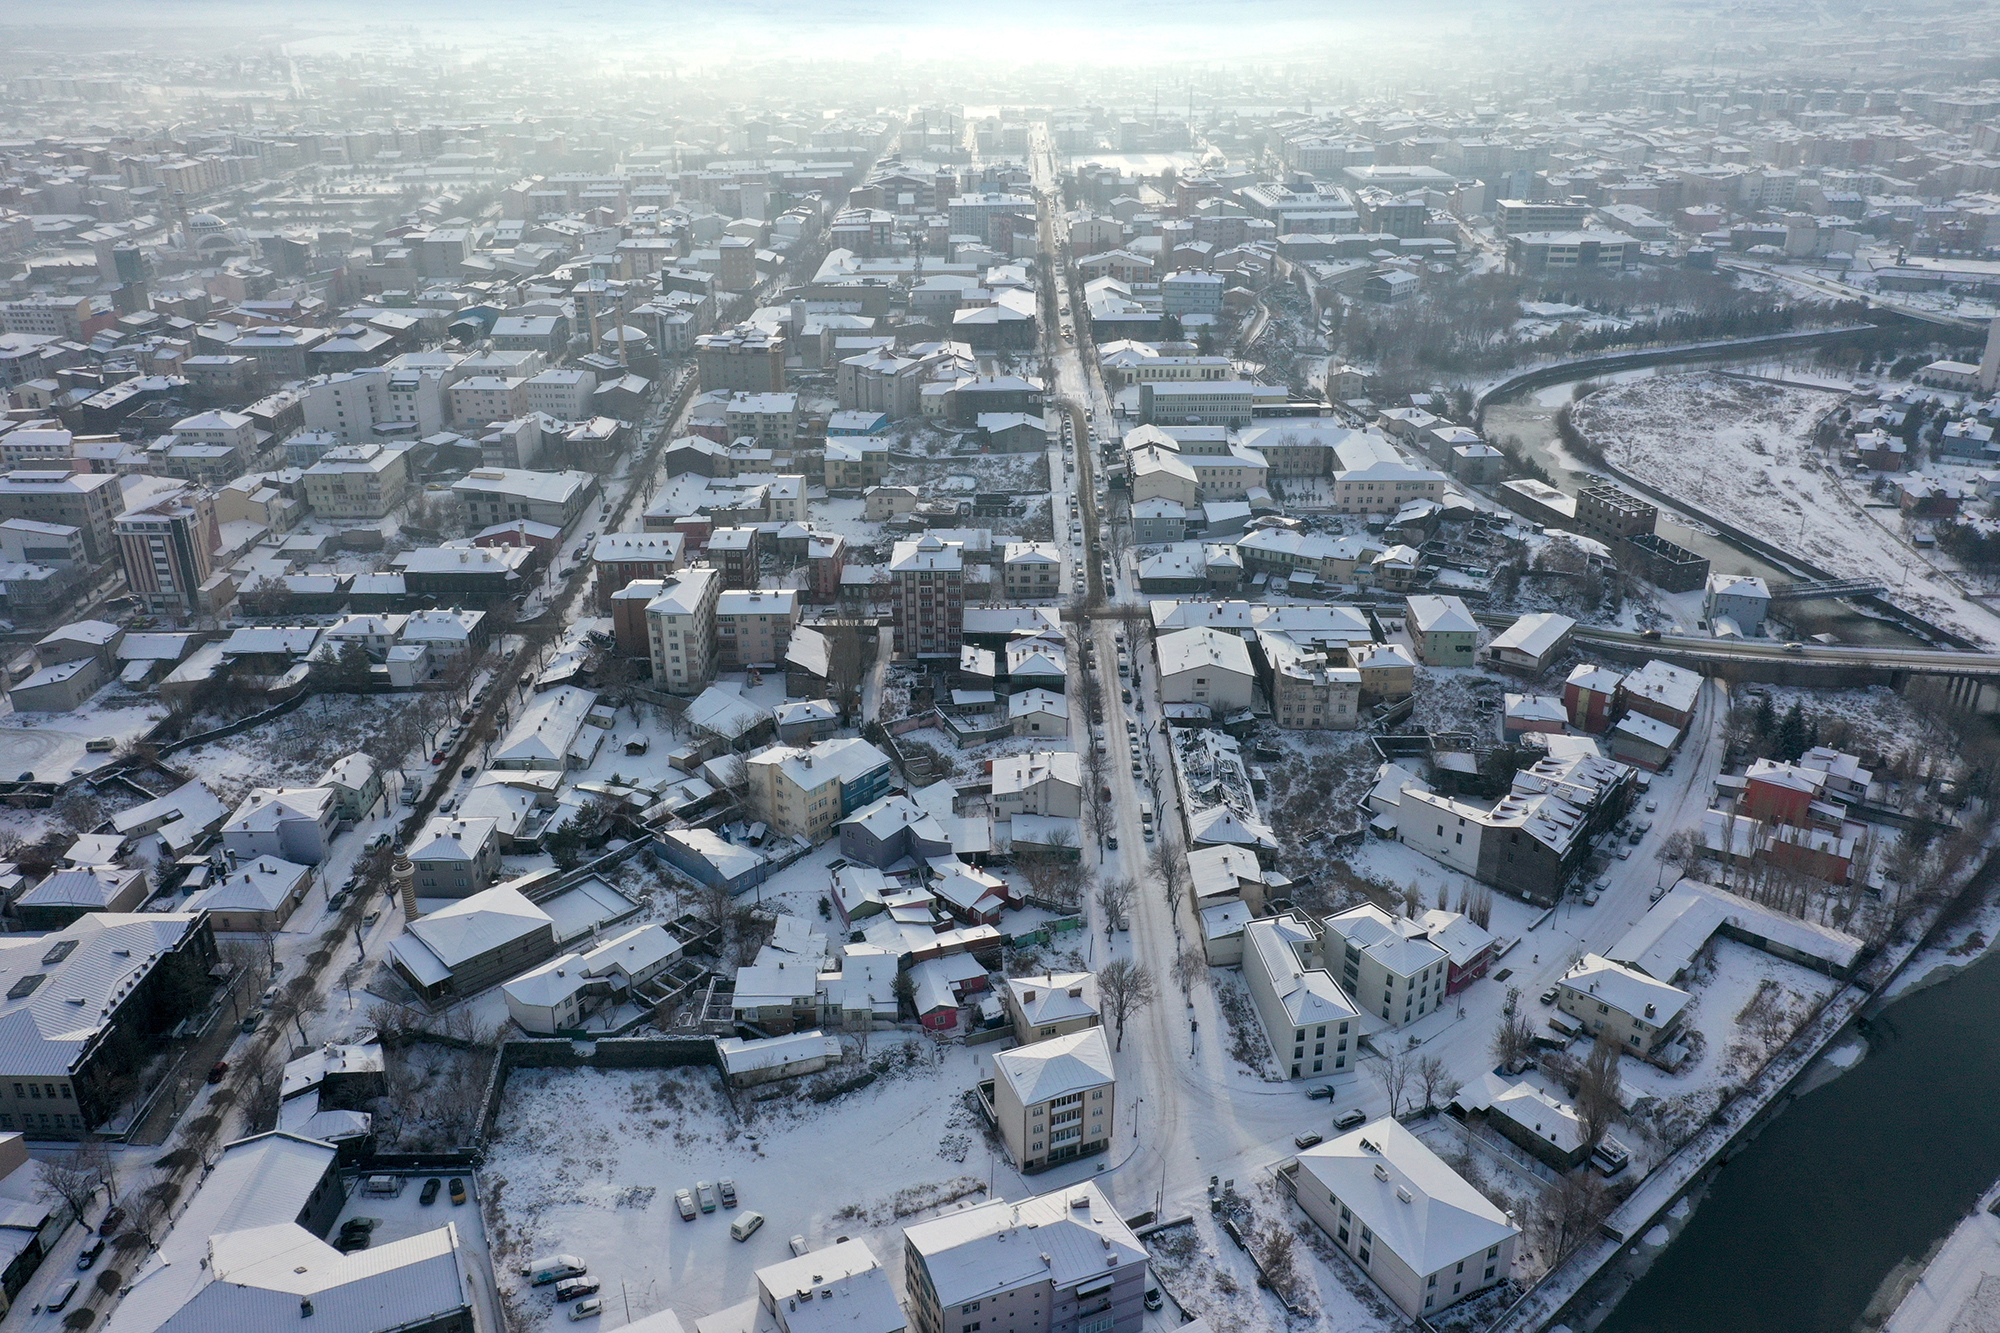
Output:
1754 693 1776 737
36 1141 109 1223
1095 876 1135 928
1416 1053 1461 1114
270 975 324 1047
1149 838 1190 925
1374 1046 1415 1119
310 639 375 694
892 968 916 1019
1575 1031 1623 1153
1097 958 1157 1052
825 622 868 723
1530 1171 1611 1268
1490 1000 1536 1074
1172 944 1207 998
1654 829 1703 881
1776 700 1808 763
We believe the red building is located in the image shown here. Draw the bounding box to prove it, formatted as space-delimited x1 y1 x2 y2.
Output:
1562 664 1623 733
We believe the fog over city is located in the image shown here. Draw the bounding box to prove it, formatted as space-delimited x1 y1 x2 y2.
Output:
0 5 1998 1333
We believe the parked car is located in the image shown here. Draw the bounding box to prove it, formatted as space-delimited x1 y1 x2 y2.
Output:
1305 1085 1334 1101
1335 1108 1368 1131
420 1177 441 1206
789 1235 810 1257
362 909 381 925
449 1177 467 1205
1539 986 1559 1006
98 1207 126 1237
240 1013 261 1034
1106 834 1118 850
730 1210 766 1241
697 1181 716 1213
47 1279 80 1313
207 1060 229 1084
718 1179 738 1208
556 1276 601 1302
1293 1132 1323 1150
76 1239 105 1270
569 1297 603 1320
1145 1284 1164 1312
676 1189 697 1220
523 1255 587 1286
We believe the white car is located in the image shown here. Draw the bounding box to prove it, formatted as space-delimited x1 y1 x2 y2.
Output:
790 1234 810 1257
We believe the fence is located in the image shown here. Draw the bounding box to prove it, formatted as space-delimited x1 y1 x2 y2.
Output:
156 687 310 757
473 1034 724 1151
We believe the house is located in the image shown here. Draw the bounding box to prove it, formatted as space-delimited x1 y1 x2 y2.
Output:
12 865 148 930
1608 712 1681 772
1293 1118 1518 1319
1609 879 1861 985
731 955 823 1035
774 699 839 745
405 816 504 898
501 923 682 1034
902 1182 1147 1333
388 883 555 1002
1005 971 1101 1046
491 685 602 771
1404 595 1477 667
654 827 771 896
100 1131 472 1333
988 1027 1116 1172
750 1239 905 1333
0 1131 68 1310
1417 909 1497 994
1002 541 1063 599
746 737 895 843
1704 573 1771 637
838 794 953 870
1241 913 1360 1081
1562 663 1623 733
1483 612 1574 674
1555 953 1690 1058
1156 626 1255 711
317 753 382 825
990 751 1083 819
221 787 339 866
179 858 313 935
1619 659 1702 731
1503 694 1568 739
0 912 216 1136
717 1029 844 1088
1008 688 1069 737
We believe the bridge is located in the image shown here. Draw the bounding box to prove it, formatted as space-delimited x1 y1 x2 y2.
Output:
1766 577 1889 602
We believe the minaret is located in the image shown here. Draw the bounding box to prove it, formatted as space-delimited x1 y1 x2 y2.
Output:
1978 315 2000 395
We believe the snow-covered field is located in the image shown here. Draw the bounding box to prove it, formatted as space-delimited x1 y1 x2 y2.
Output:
1570 372 2000 645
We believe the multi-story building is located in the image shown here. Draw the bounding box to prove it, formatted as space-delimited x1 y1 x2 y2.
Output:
448 375 531 427
1405 594 1479 667
825 437 890 489
1494 199 1590 234
1241 912 1361 1081
450 468 596 532
697 324 786 394
115 485 219 618
591 532 685 608
903 1182 1148 1333
988 1027 1116 1173
890 533 964 660
1003 971 1101 1046
1505 231 1640 275
523 367 597 420
715 588 800 669
644 567 723 692
1001 541 1062 599
1555 954 1691 1058
708 526 762 589
0 471 122 562
1321 903 1454 1028
745 737 895 843
404 816 504 898
1574 485 1656 546
1136 380 1257 428
302 443 410 520
1294 1119 1519 1319
724 392 799 447
1270 643 1362 730
1160 270 1225 319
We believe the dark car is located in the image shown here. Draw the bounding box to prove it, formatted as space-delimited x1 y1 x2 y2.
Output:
449 1177 467 1205
98 1207 126 1237
206 1060 229 1084
76 1238 105 1270
461 764 477 779
1305 1085 1334 1101
420 1177 441 1206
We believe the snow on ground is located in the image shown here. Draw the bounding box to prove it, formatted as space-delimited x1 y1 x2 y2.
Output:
169 693 420 805
1621 937 1842 1149
0 691 163 784
482 1038 995 1331
1570 372 2000 645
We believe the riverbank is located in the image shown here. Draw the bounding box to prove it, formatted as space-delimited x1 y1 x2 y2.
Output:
1875 1178 2000 1333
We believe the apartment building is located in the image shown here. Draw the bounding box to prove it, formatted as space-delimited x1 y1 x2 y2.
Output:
1555 954 1691 1058
745 737 895 843
1242 913 1360 1081
696 324 786 393
988 1027 1116 1173
302 443 410 519
903 1182 1147 1333
890 533 963 660
725 392 800 447
0 471 122 562
715 587 800 669
523 367 597 420
449 375 531 426
1574 485 1657 546
451 468 596 532
1321 903 1454 1028
644 567 723 692
115 485 219 618
1001 541 1062 599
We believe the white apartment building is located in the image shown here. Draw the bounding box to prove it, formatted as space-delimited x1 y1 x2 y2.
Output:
1322 903 1452 1028
1001 541 1062 598
714 587 799 669
302 443 410 519
524 367 597 420
644 567 723 692
1242 912 1359 1081
989 1026 1116 1173
449 375 530 426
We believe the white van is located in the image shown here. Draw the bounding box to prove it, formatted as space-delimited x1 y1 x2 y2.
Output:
1138 802 1154 825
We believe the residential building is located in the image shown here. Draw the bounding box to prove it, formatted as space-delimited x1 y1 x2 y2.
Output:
1321 903 1454 1028
1241 912 1360 1081
902 1182 1147 1333
13 865 149 931
1002 541 1062 599
1484 612 1575 674
404 816 505 898
388 882 552 1001
1156 626 1255 712
715 588 800 669
523 367 597 420
0 470 122 561
1405 595 1477 667
301 443 410 519
725 392 800 447
451 468 596 532
0 912 216 1136
179 857 313 935
221 787 339 866
1573 485 1656 545
751 1240 905 1333
115 485 219 619
890 533 964 660
1293 1119 1518 1319
502 923 683 1035
645 567 724 691
1704 573 1771 637
1004 971 1101 1046
1555 954 1691 1058
990 751 1083 819
988 1027 1116 1172
697 324 786 393
746 738 895 843
1268 640 1361 731
448 375 531 426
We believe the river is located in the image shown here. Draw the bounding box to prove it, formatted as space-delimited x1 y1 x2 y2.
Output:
1481 363 1924 647
1592 939 2000 1333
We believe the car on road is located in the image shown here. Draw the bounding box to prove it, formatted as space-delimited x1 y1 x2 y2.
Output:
362 909 381 925
675 1189 697 1220
1583 888 1601 906
1335 1108 1368 1131
1293 1132 1323 1150
449 1177 467 1205
47 1279 79 1313
462 765 476 779
99 1207 126 1237
420 1177 441 1205
1644 799 1658 813
240 1013 260 1033
1306 1085 1334 1100
77 1238 105 1270
1130 762 1142 778
1106 834 1118 850
207 1060 229 1084
1615 845 1632 859
1539 986 1559 1005
718 1179 737 1208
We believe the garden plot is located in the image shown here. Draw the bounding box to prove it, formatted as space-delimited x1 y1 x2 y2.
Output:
1622 936 1843 1150
168 694 430 806
1569 372 2000 646
481 1040 996 1331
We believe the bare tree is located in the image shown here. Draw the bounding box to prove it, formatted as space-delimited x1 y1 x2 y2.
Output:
36 1143 109 1223
1490 990 1536 1073
1529 1171 1611 1268
1466 886 1493 930
1149 838 1190 924
1416 1053 1462 1114
1097 958 1157 1052
270 976 325 1048
1654 829 1703 881
1095 876 1136 928
1172 945 1207 998
1575 1031 1623 1153
1400 881 1422 919
1374 1046 1415 1119
825 622 868 723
